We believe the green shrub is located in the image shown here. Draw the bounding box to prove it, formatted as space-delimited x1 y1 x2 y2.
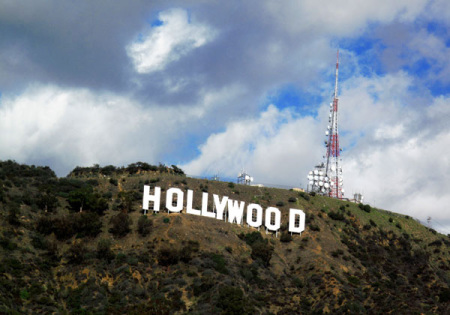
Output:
67 186 108 215
228 182 235 189
328 211 345 221
53 216 75 240
20 289 29 300
36 216 54 235
7 206 20 226
209 253 228 274
192 277 215 297
0 235 18 251
149 177 160 184
73 212 102 238
109 213 132 238
331 249 344 257
180 240 200 263
280 232 293 242
250 240 273 266
439 287 450 303
299 192 310 201
216 285 253 314
157 246 180 266
137 215 153 237
240 232 273 265
293 277 304 288
288 197 297 203
36 193 58 212
358 203 371 213
97 239 114 262
276 201 285 207
66 241 87 264
347 275 360 286
31 233 48 250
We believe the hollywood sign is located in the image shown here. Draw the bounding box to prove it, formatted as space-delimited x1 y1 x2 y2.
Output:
142 186 306 234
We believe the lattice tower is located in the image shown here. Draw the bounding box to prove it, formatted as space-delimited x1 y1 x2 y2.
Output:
325 50 344 199
306 51 344 199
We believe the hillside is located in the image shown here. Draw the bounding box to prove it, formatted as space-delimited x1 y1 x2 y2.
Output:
0 160 449 314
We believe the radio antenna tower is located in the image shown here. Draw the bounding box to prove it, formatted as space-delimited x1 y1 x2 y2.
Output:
307 50 344 199
326 50 344 198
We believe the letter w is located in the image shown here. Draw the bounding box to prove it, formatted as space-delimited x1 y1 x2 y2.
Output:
227 199 245 224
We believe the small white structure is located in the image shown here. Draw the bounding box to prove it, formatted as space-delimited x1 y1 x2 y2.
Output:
237 170 253 185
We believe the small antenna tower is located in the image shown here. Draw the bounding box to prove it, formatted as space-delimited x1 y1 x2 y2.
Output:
307 50 344 199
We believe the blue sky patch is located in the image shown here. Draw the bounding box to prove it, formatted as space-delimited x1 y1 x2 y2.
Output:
340 36 385 77
265 85 323 117
151 19 163 27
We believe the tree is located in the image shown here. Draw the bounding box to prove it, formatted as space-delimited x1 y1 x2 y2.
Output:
250 240 273 266
171 165 185 175
157 246 180 266
7 205 21 226
96 239 114 262
109 213 132 237
216 286 253 314
66 241 87 264
73 212 102 238
67 186 108 215
36 192 58 212
67 186 93 212
137 215 153 236
280 232 293 242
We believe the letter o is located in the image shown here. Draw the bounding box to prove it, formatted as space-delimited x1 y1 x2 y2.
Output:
247 203 263 228
265 207 281 231
166 188 184 213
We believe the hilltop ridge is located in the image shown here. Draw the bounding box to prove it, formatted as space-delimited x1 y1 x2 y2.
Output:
0 160 449 314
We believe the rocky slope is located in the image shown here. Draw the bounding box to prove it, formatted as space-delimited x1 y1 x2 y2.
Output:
0 160 449 314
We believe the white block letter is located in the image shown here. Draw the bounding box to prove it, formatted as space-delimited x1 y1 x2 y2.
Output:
213 194 228 220
166 188 183 213
246 203 263 228
227 199 245 224
186 190 201 216
265 207 281 231
142 185 161 212
289 209 305 233
201 192 215 218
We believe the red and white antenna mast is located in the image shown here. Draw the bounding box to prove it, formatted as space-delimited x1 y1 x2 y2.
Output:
307 50 344 199
325 50 344 199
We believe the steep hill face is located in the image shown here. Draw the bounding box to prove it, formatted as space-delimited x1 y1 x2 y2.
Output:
0 161 449 314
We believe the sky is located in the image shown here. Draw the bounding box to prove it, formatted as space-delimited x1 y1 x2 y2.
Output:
1 1 450 233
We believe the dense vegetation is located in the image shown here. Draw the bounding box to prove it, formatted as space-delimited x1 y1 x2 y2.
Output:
0 160 449 314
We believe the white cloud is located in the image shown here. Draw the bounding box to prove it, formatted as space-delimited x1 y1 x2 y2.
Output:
265 0 427 36
339 73 450 231
181 105 324 186
0 85 177 174
408 29 450 84
126 8 217 74
0 83 250 176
